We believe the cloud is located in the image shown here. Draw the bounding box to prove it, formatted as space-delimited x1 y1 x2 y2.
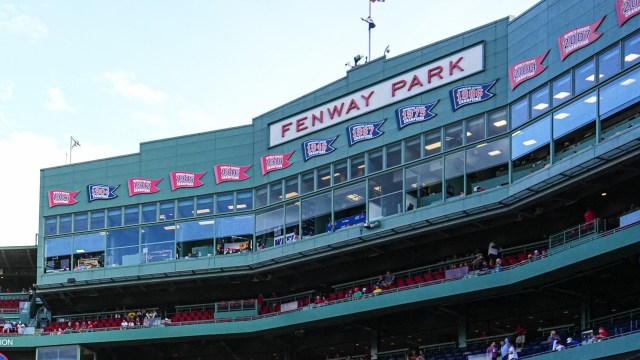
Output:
44 87 73 112
131 110 167 128
0 81 13 102
179 109 216 132
102 71 169 104
0 4 48 41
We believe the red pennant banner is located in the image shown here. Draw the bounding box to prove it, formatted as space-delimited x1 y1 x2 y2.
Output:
169 171 206 190
48 189 80 208
616 0 640 26
127 177 162 196
260 151 294 175
509 50 549 90
558 17 605 61
214 164 252 184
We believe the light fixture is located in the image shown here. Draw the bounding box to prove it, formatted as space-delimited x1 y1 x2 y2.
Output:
425 141 441 150
512 130 523 137
488 150 502 156
321 175 331 181
196 209 210 214
476 143 488 148
164 225 176 230
466 131 473 137
227 205 234 210
621 78 636 86
75 249 85 253
333 172 341 177
236 204 247 209
357 164 365 169
553 91 571 99
584 96 597 103
533 103 549 110
601 192 607 197
523 139 537 146
285 191 298 199
198 220 215 225
586 74 604 81
346 194 363 202
625 53 640 62
554 112 570 120
493 120 507 127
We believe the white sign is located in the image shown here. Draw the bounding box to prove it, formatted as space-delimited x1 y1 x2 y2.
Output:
269 44 484 147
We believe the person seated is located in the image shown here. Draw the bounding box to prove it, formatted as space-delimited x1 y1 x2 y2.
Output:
493 258 503 273
121 319 129 329
352 287 363 298
375 275 384 288
479 261 490 272
471 249 484 270
565 337 580 348
594 326 609 341
372 285 382 295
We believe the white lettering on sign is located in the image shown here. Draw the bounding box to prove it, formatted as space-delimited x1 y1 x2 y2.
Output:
269 44 484 147
0 338 14 346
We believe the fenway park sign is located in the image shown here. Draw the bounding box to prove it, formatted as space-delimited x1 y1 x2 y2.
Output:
269 44 484 147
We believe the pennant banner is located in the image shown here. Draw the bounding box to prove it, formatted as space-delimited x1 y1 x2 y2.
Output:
214 164 252 184
347 120 385 146
260 151 294 175
302 136 338 161
48 189 80 208
87 184 119 202
449 80 497 111
558 17 605 61
395 102 438 130
616 0 640 26
169 171 206 190
509 50 549 90
127 177 162 196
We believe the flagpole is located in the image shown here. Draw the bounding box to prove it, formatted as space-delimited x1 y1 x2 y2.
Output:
368 0 372 61
69 136 73 164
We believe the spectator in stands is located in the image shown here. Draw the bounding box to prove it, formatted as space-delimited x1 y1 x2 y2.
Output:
362 287 368 297
382 270 395 287
493 258 503 273
372 285 382 295
584 207 596 223
507 340 518 359
408 349 419 360
2 321 12 333
543 330 561 351
375 275 385 288
480 261 490 272
515 327 526 351
488 242 501 266
121 319 129 329
500 339 509 360
352 287 363 298
486 341 498 360
594 326 609 341
553 340 565 351
566 337 580 348
472 249 484 271
86 320 95 332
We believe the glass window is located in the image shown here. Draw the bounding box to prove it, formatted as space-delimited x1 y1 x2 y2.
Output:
73 232 106 270
404 136 422 162
552 72 572 107
176 219 214 258
510 97 529 129
598 46 621 82
488 108 508 137
301 192 332 238
368 170 403 220
196 195 214 216
301 170 315 194
531 86 550 118
285 201 300 244
124 205 139 226
368 148 383 174
624 33 640 68
465 116 485 144
424 129 442 157
269 180 283 204
600 67 640 139
255 207 284 250
73 213 88 232
45 217 57 236
141 224 175 262
159 201 175 221
386 142 402 168
59 215 72 234
351 155 366 179
333 182 366 229
575 59 595 94
215 215 254 255
236 190 253 211
285 176 299 199
553 92 598 159
106 228 139 267
177 198 194 218
107 208 122 227
444 122 463 150
445 151 465 199
317 165 331 189
141 203 157 223
466 138 510 194
90 210 105 230
405 159 443 209
333 160 348 185
512 116 551 181
217 192 234 214
45 236 72 272
553 92 597 139
255 185 268 208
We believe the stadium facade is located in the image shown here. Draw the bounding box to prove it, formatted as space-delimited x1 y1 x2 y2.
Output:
2 0 640 359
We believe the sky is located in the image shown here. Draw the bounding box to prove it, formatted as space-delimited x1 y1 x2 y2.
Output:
0 0 541 247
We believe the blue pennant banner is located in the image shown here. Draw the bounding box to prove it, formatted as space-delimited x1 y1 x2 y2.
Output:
87 184 119 202
395 101 438 130
302 136 338 161
449 79 497 111
346 120 385 146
